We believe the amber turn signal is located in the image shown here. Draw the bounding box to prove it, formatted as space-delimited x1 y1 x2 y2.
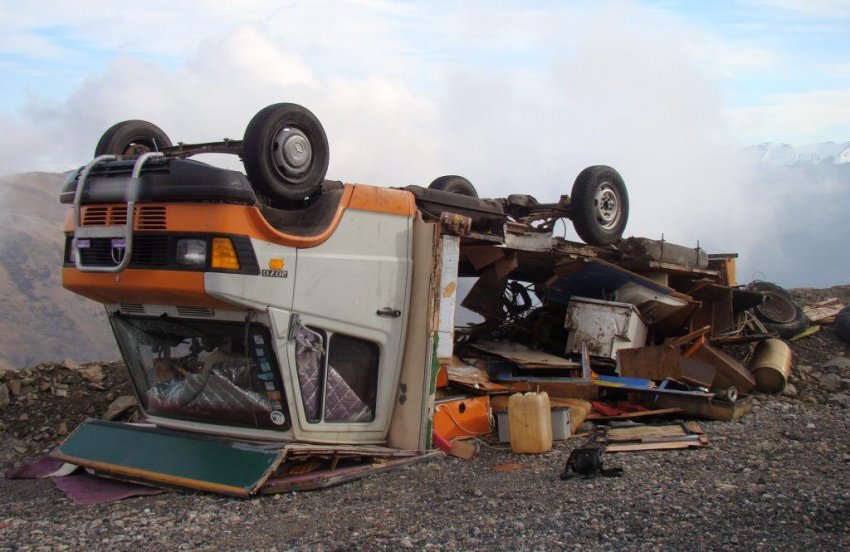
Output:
211 238 240 270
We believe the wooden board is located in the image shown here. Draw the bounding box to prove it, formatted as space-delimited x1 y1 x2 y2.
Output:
472 341 581 369
640 394 755 421
802 298 844 323
618 345 681 381
586 408 682 421
607 425 686 441
50 420 285 498
606 441 701 452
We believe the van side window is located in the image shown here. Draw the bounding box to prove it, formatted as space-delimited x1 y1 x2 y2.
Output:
294 327 379 423
325 334 379 422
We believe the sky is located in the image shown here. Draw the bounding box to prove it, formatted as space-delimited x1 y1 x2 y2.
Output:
0 0 849 287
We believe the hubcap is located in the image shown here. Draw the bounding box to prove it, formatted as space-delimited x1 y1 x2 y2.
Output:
755 291 797 323
593 182 621 230
272 126 312 177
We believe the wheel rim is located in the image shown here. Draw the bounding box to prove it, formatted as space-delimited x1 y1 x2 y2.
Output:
271 126 312 180
593 182 621 230
755 291 797 323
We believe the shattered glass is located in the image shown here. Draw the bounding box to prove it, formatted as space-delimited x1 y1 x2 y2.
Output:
110 316 290 431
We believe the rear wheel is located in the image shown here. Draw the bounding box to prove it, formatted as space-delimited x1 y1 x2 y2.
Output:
428 175 478 197
243 103 330 204
747 281 809 338
570 165 629 246
94 120 172 157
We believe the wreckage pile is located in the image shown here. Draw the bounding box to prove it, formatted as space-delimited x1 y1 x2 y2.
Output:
431 230 850 458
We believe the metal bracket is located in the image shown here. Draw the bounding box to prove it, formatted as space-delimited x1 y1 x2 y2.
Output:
73 152 163 273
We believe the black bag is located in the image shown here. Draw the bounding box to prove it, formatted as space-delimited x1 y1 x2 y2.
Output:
559 447 623 479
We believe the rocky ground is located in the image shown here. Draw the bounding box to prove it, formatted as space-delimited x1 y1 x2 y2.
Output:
0 288 848 550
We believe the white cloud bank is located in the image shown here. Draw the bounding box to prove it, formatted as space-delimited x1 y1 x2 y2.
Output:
0 1 847 287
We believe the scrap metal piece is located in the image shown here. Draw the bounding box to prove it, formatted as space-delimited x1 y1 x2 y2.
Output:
50 420 285 498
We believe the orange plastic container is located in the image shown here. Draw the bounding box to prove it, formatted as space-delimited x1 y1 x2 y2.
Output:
433 396 492 441
508 392 552 453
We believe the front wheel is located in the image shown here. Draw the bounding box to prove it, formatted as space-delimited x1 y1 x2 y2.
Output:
569 165 629 246
94 120 172 157
242 103 329 204
428 175 478 197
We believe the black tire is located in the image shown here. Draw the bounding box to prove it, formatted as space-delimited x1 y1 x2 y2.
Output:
570 165 629 246
94 120 172 157
242 103 329 204
428 175 478 197
836 305 850 345
746 281 809 338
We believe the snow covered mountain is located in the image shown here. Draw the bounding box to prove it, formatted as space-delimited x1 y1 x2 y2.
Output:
744 142 850 165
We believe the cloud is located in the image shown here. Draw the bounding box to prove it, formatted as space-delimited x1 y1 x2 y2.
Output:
747 0 850 18
0 2 846 287
730 88 850 144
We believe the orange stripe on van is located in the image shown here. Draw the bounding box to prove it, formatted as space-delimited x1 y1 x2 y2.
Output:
348 185 416 216
63 184 415 248
62 269 234 309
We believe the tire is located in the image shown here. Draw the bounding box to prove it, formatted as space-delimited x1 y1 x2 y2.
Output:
836 305 850 345
94 120 172 157
570 165 629 246
242 103 329 204
746 281 809 338
428 175 478 197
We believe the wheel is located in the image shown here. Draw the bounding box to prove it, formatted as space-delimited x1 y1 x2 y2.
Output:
746 281 809 338
428 175 478 197
836 305 850 344
569 165 629 246
94 120 172 157
242 103 329 204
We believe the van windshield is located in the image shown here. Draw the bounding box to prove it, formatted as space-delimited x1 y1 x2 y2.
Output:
109 315 290 431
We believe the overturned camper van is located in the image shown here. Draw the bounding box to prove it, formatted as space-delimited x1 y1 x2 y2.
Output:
56 103 737 496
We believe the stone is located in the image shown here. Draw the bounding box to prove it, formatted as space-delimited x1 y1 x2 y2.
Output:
820 373 842 393
826 393 850 407
104 395 138 420
18 413 28 421
400 537 414 549
62 358 80 371
8 379 22 396
782 383 798 397
798 364 813 374
841 379 850 391
0 383 9 410
71 363 105 384
822 357 850 373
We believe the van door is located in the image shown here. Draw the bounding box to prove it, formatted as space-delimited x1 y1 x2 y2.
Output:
276 205 412 443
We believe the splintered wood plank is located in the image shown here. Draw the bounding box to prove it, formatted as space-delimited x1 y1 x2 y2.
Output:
607 425 686 441
472 341 580 369
586 408 682 421
605 441 705 452
802 298 843 323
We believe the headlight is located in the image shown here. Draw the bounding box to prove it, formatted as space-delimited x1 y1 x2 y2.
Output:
176 239 207 266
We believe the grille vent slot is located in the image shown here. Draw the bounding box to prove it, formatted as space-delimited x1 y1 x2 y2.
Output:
117 304 215 318
81 205 167 230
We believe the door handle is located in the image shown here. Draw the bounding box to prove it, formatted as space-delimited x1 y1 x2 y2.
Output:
376 307 402 318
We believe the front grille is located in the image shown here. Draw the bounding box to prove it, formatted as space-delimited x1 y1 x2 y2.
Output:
77 235 169 267
65 233 259 275
80 205 167 230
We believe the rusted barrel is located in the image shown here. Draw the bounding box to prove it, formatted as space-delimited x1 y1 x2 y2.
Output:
749 338 792 394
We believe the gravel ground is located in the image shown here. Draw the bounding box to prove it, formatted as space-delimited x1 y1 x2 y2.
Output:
0 287 849 550
1 397 849 551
